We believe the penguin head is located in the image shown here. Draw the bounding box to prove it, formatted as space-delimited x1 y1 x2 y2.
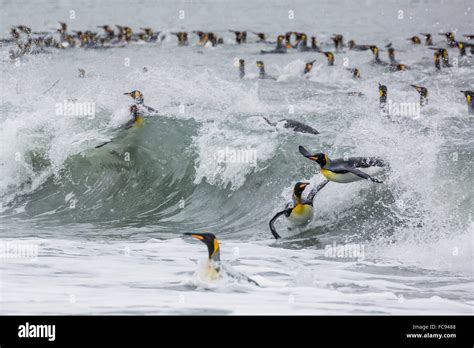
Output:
307 153 328 167
304 60 315 73
124 90 144 104
239 59 245 67
256 61 264 68
461 91 473 103
277 35 284 43
408 36 421 44
184 233 220 262
348 40 355 49
293 182 310 201
411 85 428 97
370 46 379 55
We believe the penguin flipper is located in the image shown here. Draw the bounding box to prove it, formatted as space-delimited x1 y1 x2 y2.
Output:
306 180 330 202
346 168 383 183
348 156 386 168
269 208 292 239
95 140 111 148
298 145 313 158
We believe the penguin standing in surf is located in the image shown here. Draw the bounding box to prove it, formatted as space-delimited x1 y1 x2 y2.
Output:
256 61 276 79
461 91 474 115
269 180 329 239
411 85 428 106
298 146 385 184
184 233 259 286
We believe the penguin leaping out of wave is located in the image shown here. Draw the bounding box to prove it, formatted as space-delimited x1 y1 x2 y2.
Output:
263 117 319 135
95 104 144 148
184 233 259 286
124 90 158 116
269 180 329 239
298 145 385 184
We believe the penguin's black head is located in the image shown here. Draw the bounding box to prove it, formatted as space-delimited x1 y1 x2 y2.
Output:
184 233 220 262
293 182 310 200
379 84 387 97
388 47 395 57
239 59 245 66
299 146 328 167
348 40 355 49
411 85 428 97
256 61 264 68
277 35 284 42
124 90 143 104
370 46 379 55
304 60 315 73
461 90 473 103
308 153 327 167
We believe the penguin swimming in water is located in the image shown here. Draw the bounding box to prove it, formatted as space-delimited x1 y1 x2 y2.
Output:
369 46 389 65
303 59 316 75
184 233 259 285
262 117 319 135
230 30 246 44
260 35 286 54
332 34 344 51
461 90 474 115
252 32 267 43
347 40 370 51
439 32 457 48
298 145 385 184
319 51 334 66
411 85 428 106
123 90 158 116
311 36 321 52
347 67 361 79
407 36 421 44
238 59 245 78
269 180 329 239
430 48 452 67
387 48 408 72
172 32 188 46
420 33 433 46
256 61 276 79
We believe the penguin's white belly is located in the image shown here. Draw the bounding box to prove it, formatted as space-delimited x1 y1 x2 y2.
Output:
322 169 362 183
288 204 314 225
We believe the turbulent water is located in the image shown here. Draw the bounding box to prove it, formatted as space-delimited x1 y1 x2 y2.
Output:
0 0 473 314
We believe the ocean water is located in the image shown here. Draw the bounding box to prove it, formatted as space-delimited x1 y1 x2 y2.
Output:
0 0 473 314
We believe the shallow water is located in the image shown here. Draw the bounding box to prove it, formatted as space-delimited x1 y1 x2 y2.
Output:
0 0 473 314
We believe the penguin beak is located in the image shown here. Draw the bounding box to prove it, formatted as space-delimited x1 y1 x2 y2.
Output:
124 92 132 96
186 233 204 240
